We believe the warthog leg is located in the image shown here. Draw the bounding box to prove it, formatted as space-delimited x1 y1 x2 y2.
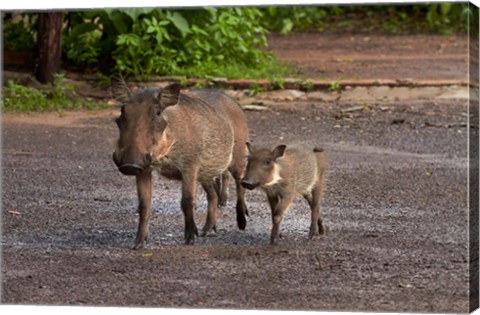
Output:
181 169 199 245
234 178 248 230
133 170 152 250
214 171 229 208
269 192 294 245
201 181 219 236
307 184 325 239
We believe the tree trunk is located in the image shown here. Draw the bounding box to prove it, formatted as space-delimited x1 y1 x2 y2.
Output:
34 12 64 84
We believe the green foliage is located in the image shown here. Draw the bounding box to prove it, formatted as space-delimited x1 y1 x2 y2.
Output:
194 81 205 89
271 78 286 90
113 8 272 79
6 5 472 84
113 11 178 79
94 72 113 88
3 80 49 111
62 9 158 70
175 57 292 80
248 83 265 97
2 16 35 51
2 74 107 112
301 79 314 91
329 81 341 92
259 4 471 35
261 6 328 34
64 24 101 66
61 8 277 79
425 3 471 34
470 5 479 36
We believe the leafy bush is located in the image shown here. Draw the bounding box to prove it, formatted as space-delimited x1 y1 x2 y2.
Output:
2 75 107 112
61 8 287 79
63 9 156 70
2 16 36 51
259 4 471 34
424 3 471 34
113 10 182 78
2 80 50 111
63 18 102 66
113 8 275 79
260 6 329 34
4 5 473 83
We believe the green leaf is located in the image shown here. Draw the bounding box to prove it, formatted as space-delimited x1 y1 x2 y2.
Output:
116 36 126 45
109 11 131 34
426 7 437 26
191 25 208 36
82 11 101 19
67 23 99 43
167 12 190 37
124 8 155 21
156 33 163 44
440 3 452 16
268 6 277 16
280 18 294 35
161 28 171 41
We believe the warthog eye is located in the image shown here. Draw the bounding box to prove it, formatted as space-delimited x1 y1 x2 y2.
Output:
264 159 273 167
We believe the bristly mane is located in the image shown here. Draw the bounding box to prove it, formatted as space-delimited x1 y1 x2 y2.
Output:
132 87 220 116
178 91 220 117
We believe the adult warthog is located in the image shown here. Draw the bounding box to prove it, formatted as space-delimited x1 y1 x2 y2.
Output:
112 81 249 249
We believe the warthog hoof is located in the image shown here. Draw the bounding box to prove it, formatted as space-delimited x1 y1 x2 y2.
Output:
201 224 217 237
308 224 327 240
237 213 247 230
133 231 148 250
185 224 199 245
133 238 146 250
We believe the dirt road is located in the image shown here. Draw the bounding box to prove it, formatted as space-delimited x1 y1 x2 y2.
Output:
1 96 471 312
267 33 468 81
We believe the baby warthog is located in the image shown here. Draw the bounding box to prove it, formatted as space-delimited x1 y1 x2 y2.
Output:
241 143 328 245
112 80 249 249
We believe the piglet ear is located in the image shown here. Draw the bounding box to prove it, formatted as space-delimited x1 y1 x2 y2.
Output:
158 83 181 107
111 77 132 103
272 145 287 160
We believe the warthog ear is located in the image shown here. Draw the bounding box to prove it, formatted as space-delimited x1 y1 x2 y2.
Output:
158 83 181 107
272 145 287 160
111 77 132 103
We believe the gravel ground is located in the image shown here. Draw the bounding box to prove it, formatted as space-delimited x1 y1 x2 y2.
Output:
1 96 473 312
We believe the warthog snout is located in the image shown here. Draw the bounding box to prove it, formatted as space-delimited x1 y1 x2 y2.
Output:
113 151 152 176
241 178 260 190
118 163 144 176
